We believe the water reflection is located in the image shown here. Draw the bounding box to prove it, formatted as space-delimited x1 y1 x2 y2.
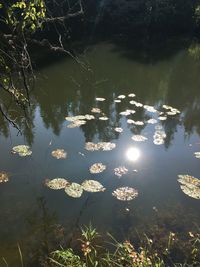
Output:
126 147 141 162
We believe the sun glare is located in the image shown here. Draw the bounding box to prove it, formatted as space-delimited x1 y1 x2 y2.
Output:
126 147 140 161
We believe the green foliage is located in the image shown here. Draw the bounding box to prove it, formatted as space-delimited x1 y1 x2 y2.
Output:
1 0 46 33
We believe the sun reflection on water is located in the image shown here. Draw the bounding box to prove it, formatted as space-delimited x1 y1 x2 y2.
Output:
126 147 141 162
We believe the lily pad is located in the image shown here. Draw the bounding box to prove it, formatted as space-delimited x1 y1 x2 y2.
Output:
132 135 147 142
12 145 32 157
144 105 157 113
120 110 135 116
114 166 128 177
112 187 138 201
177 175 200 199
96 97 105 102
0 171 9 183
85 142 116 151
91 108 101 113
67 120 86 128
45 178 69 190
128 93 136 97
158 116 167 121
82 180 105 192
118 95 126 99
89 163 106 174
65 182 83 198
127 119 135 124
129 101 143 107
99 116 109 121
114 127 123 133
194 152 200 159
65 115 86 121
153 128 166 145
51 149 67 159
133 121 144 126
147 118 158 124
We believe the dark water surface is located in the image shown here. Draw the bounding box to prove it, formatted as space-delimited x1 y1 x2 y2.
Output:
0 42 200 265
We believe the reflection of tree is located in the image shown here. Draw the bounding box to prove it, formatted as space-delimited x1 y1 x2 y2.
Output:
1 44 200 148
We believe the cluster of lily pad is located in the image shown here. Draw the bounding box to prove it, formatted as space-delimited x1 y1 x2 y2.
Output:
85 142 116 151
45 178 105 198
7 92 200 203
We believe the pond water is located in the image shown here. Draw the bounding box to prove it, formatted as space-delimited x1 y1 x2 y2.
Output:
0 41 200 266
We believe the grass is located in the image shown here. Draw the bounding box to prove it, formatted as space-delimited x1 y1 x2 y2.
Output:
49 224 200 267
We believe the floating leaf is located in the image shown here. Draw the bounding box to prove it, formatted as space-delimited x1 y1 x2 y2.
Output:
65 182 83 198
45 178 69 190
91 108 101 113
85 142 116 151
153 128 166 145
0 171 9 183
118 95 126 99
144 105 157 113
114 127 123 133
84 115 95 120
12 145 32 157
166 111 177 116
51 149 67 159
114 166 128 177
112 187 138 201
158 116 167 121
120 110 135 116
129 101 143 107
99 142 116 151
147 118 158 124
89 163 106 174
65 115 86 121
67 120 86 128
82 180 105 192
177 175 200 199
194 152 200 159
132 135 147 142
99 117 109 121
65 115 94 122
96 97 105 102
128 93 136 97
153 138 164 145
163 105 180 114
134 121 144 126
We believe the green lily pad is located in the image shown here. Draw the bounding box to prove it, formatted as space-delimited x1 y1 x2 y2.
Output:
12 145 32 157
82 180 105 192
65 183 83 198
